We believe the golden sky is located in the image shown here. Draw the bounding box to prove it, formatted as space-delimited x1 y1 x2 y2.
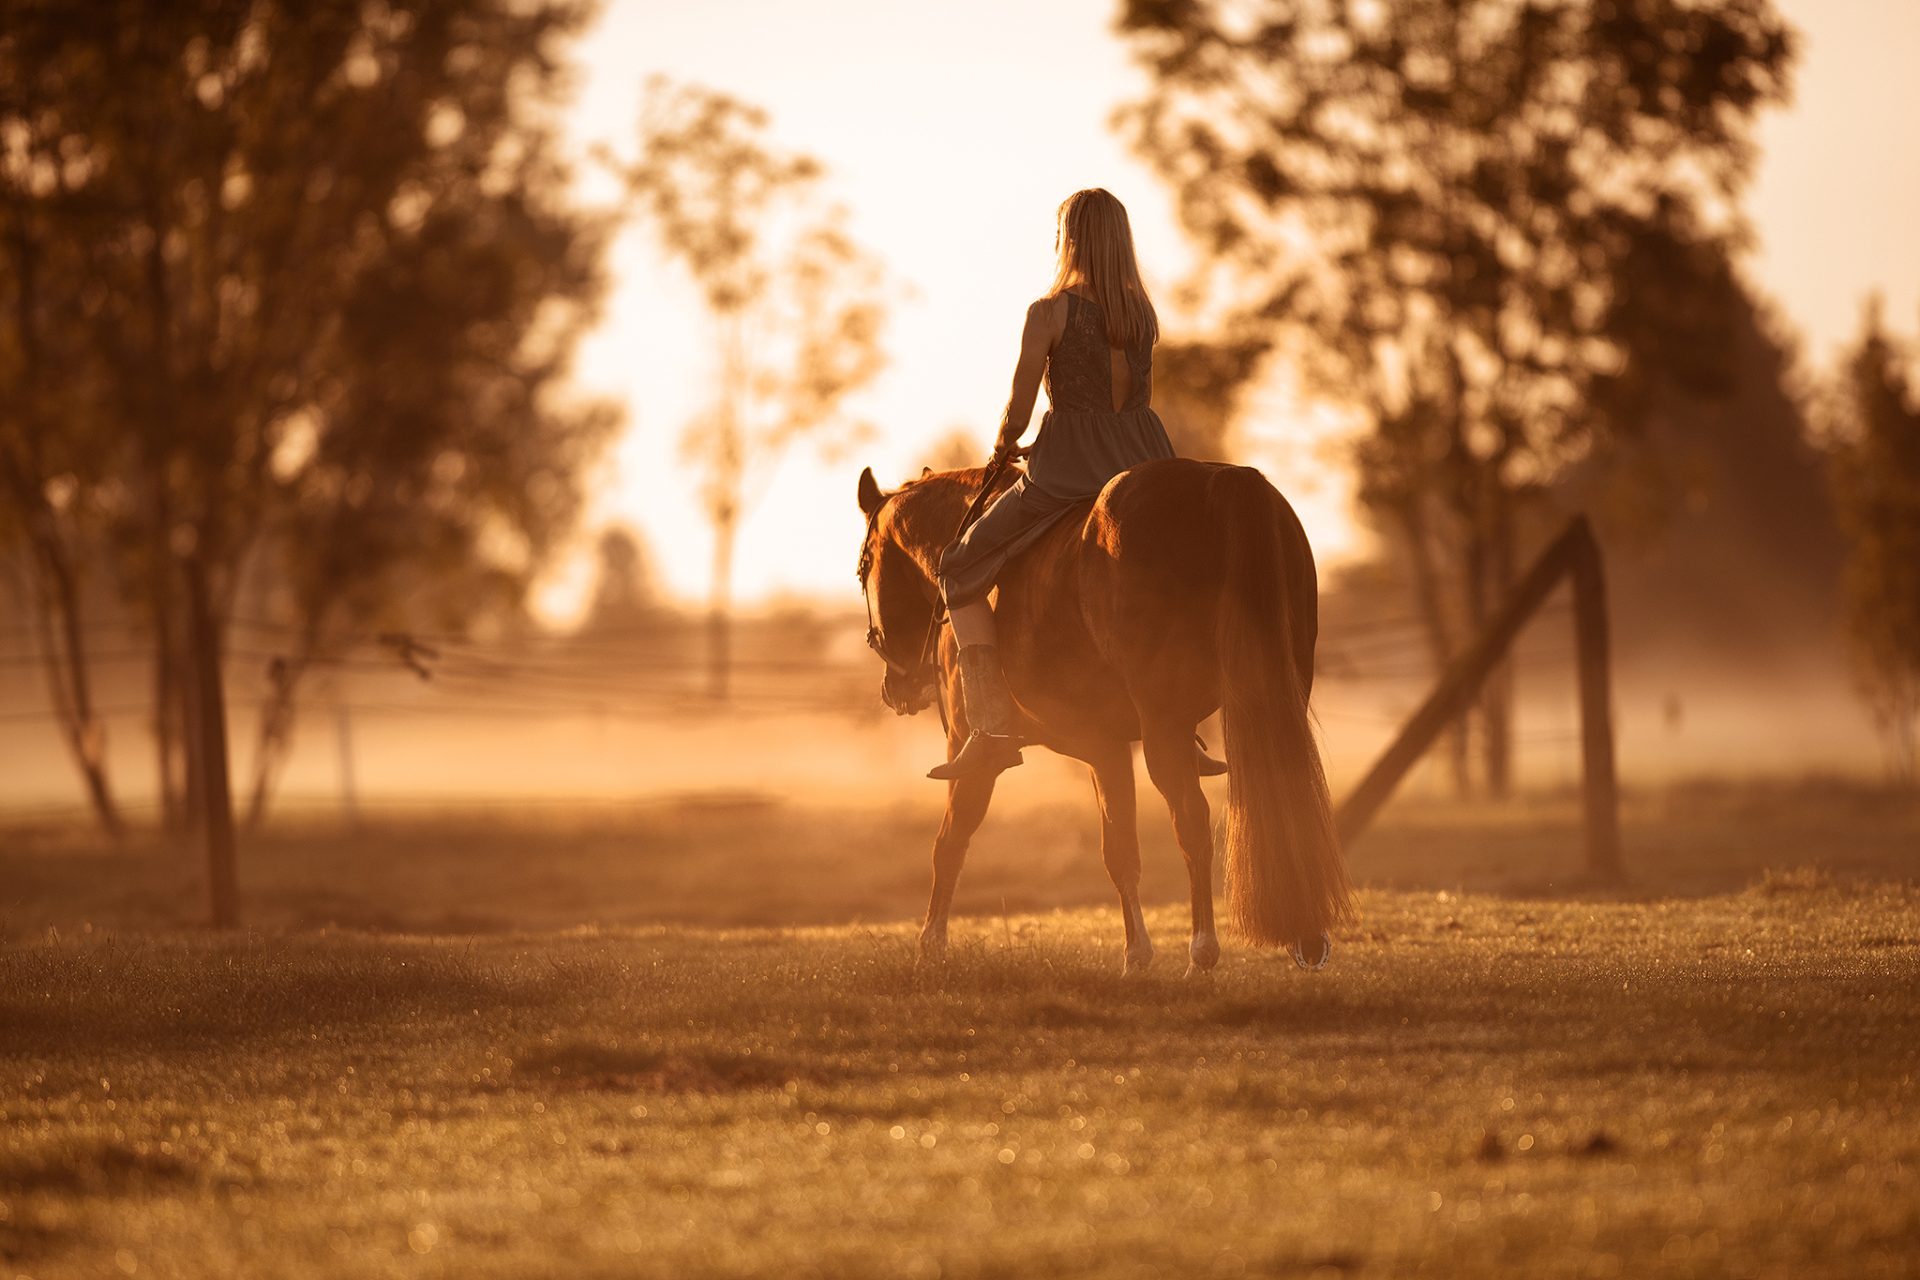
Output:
536 0 1920 620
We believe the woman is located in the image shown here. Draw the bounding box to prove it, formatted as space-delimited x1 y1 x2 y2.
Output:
932 187 1220 781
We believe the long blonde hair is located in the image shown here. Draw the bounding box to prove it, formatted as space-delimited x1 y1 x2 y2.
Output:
1048 188 1158 350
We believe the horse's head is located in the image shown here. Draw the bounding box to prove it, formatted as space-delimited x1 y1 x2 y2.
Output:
856 466 940 716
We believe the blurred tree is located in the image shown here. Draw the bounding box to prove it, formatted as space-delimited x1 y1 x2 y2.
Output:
1116 0 1792 795
1825 301 1920 783
917 426 989 475
0 118 129 834
582 525 661 634
1152 328 1271 461
0 1 616 846
612 78 888 701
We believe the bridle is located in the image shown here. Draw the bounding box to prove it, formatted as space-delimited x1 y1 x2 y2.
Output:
857 459 1010 712
857 517 939 683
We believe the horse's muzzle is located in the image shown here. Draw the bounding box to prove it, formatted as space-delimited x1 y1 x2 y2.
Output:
880 667 936 717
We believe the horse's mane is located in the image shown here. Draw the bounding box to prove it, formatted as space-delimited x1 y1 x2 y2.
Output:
882 465 1013 575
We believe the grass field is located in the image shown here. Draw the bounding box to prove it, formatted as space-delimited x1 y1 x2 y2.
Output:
2 781 1917 1278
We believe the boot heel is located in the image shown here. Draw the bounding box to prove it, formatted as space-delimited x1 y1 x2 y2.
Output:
927 735 1023 780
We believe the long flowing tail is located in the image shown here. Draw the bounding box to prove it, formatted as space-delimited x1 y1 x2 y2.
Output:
1215 466 1354 946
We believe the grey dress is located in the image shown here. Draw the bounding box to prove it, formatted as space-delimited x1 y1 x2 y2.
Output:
937 290 1177 608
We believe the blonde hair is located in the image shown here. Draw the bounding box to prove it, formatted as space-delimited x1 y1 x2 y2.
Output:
1048 188 1159 350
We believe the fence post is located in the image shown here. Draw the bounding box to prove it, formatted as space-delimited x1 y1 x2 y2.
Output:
1335 521 1581 846
1333 515 1624 880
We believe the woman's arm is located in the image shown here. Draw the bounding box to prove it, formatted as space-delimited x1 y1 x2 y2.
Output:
992 298 1062 462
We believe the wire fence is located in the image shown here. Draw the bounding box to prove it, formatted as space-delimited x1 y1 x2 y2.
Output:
0 592 1598 819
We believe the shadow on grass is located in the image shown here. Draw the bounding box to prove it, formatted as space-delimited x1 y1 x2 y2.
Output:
0 1217 74 1266
511 1039 794 1094
0 938 589 1056
5 780 1916 940
0 1139 201 1197
1350 777 1920 902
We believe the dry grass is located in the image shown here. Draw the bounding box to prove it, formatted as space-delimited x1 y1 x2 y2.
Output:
0 780 1916 1278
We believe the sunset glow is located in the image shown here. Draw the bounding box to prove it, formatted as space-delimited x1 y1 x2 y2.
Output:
533 0 1920 622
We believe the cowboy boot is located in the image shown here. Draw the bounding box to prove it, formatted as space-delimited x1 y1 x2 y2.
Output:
927 644 1024 780
1196 732 1228 777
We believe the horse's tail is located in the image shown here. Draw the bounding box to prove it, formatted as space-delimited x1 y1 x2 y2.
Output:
1214 466 1353 947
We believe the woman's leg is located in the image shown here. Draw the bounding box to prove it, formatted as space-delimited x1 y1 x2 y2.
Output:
948 598 997 648
929 593 1019 780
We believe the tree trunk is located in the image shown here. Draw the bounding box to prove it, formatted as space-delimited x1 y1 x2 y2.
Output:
244 651 310 832
707 509 735 702
147 473 188 834
48 551 122 837
3 222 121 837
1480 477 1517 798
184 550 239 928
17 517 124 839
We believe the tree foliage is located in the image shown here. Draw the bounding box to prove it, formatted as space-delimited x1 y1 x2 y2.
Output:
612 77 888 699
1115 0 1793 793
1152 328 1273 461
0 0 617 834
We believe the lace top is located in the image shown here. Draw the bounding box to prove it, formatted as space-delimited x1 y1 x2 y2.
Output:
1045 290 1153 413
1025 291 1176 498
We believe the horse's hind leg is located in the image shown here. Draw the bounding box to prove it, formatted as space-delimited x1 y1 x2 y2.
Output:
1142 724 1219 974
919 770 997 964
1088 743 1152 975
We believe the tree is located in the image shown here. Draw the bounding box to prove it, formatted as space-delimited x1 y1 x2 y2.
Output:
1152 328 1272 461
1116 0 1793 794
917 427 990 475
0 10 143 836
1826 301 1920 782
1 2 616 862
0 324 127 838
232 28 618 826
582 526 661 634
612 78 888 701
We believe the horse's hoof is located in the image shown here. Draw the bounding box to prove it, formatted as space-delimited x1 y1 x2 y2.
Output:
917 930 948 967
1291 933 1331 970
1189 931 1220 973
1123 945 1153 977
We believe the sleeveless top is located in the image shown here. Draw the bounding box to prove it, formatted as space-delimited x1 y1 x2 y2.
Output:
1023 290 1177 499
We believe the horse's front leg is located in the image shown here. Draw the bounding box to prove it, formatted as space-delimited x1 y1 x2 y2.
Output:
1088 743 1152 975
919 768 997 964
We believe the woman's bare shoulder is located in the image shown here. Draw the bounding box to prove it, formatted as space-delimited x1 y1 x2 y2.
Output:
1026 293 1071 340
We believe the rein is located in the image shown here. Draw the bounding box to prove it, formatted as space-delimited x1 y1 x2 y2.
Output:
861 459 1010 688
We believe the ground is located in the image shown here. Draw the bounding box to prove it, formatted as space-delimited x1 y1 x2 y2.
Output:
1 781 1917 1278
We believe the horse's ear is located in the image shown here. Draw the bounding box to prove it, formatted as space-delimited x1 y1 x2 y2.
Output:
920 466 933 478
857 466 885 517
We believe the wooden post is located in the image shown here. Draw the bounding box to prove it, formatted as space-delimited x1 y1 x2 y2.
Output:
1336 521 1581 845
1569 521 1622 878
183 553 239 928
1333 516 1624 878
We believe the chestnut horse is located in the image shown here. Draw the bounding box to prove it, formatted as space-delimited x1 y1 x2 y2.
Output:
856 456 1351 973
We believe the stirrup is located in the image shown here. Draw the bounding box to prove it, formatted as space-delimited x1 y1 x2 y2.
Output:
1196 733 1228 778
927 732 1023 781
